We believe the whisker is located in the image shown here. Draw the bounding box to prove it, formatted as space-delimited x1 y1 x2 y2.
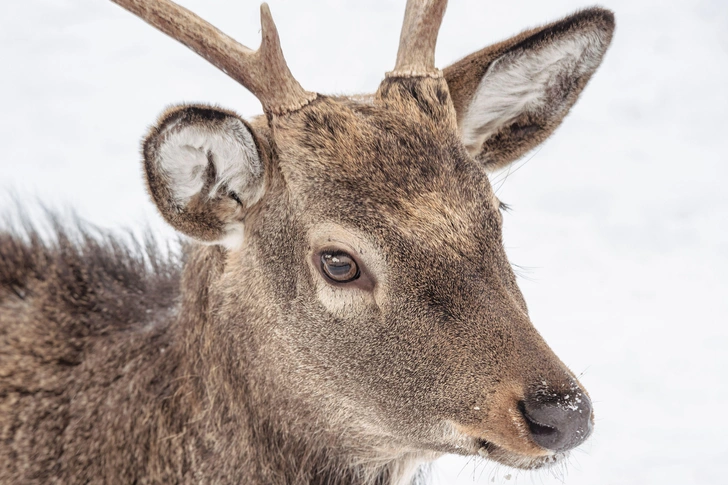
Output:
576 366 591 379
492 146 543 195
511 262 539 282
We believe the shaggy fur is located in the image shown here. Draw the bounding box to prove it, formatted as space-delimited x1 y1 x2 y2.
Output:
0 223 184 482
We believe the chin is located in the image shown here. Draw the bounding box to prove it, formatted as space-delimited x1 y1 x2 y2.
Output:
474 439 567 470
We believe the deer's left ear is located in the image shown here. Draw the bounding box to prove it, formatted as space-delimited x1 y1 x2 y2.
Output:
445 8 614 169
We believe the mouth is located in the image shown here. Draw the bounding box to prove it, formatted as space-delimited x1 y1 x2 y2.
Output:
472 438 566 470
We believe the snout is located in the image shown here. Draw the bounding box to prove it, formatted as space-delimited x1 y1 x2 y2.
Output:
519 388 593 452
450 372 594 469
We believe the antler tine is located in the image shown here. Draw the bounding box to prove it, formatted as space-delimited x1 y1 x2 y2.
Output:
389 0 448 78
110 0 316 115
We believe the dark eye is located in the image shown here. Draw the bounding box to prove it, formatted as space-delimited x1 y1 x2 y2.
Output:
320 252 360 283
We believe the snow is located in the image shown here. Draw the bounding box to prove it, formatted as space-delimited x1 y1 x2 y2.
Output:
1 0 727 484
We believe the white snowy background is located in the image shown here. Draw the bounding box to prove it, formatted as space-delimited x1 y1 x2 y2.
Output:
1 0 726 484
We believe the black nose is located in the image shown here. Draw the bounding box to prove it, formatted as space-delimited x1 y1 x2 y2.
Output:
519 389 593 452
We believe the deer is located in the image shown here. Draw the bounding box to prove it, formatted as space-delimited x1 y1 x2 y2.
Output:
0 0 614 483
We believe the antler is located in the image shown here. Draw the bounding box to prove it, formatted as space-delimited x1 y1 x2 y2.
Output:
110 0 316 115
388 0 448 78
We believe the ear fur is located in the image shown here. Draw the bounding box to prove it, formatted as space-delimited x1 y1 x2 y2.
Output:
143 104 266 247
445 8 615 169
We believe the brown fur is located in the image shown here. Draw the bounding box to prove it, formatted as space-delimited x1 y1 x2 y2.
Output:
0 3 614 484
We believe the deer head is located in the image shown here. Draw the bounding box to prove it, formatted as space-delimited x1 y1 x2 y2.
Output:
113 0 613 471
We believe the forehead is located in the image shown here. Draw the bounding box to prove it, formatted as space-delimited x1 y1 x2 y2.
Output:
273 92 501 252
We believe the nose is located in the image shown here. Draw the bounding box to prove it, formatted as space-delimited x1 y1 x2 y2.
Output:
519 387 593 452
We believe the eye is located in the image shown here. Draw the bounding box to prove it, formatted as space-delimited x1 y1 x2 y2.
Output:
320 251 360 283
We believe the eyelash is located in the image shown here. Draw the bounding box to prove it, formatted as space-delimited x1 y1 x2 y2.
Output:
499 201 511 213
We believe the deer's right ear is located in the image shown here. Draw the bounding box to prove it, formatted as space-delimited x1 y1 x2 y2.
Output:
142 105 266 248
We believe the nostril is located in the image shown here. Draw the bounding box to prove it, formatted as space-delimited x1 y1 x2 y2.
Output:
518 401 557 438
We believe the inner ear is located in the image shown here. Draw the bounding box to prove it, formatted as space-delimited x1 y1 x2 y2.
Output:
445 8 615 170
143 105 267 247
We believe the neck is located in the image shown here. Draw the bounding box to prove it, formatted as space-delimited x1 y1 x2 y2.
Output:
162 245 430 484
